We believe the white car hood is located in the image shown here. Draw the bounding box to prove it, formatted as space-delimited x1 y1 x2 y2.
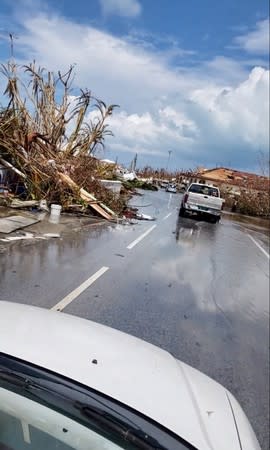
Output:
0 302 260 450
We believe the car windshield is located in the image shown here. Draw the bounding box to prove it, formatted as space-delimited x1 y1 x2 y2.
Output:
0 387 121 450
188 184 219 197
0 355 195 450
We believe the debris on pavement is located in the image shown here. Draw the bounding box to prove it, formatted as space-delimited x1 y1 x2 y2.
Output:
122 208 138 220
0 60 123 221
0 230 61 242
43 233 61 238
135 213 156 221
0 215 40 234
0 232 34 242
122 207 155 221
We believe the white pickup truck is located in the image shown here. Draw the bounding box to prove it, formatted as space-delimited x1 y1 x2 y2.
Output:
179 183 224 223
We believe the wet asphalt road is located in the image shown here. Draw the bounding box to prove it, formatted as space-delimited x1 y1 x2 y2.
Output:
0 190 269 449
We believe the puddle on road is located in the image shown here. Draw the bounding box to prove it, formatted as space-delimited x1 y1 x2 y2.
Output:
175 223 200 247
174 215 219 248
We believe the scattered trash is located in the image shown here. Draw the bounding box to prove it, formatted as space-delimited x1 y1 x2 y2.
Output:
135 213 156 221
115 253 125 258
122 172 137 181
0 231 61 243
39 200 49 212
122 208 137 219
0 232 34 242
116 168 137 181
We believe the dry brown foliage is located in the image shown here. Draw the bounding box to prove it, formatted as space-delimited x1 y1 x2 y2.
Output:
0 60 120 214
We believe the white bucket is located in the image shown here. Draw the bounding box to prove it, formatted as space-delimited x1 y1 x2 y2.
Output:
49 204 62 224
50 204 62 215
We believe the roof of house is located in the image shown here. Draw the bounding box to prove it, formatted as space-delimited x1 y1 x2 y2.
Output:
199 167 269 191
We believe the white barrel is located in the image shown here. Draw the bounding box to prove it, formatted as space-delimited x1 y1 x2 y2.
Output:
50 204 62 217
49 204 62 224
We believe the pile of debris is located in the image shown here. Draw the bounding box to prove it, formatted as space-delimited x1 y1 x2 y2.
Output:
0 60 123 220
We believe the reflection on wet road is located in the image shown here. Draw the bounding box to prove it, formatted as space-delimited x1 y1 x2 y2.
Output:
0 190 269 449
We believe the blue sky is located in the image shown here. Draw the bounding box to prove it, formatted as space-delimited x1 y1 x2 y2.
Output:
0 0 269 172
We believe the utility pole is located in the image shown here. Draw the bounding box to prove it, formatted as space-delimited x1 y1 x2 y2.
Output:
133 153 138 171
166 150 172 171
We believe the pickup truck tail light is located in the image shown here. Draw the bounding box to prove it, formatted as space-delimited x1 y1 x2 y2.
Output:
183 193 189 203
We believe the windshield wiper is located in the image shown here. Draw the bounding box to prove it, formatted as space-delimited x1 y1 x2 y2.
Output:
0 353 197 450
0 368 40 389
0 368 163 449
78 403 164 450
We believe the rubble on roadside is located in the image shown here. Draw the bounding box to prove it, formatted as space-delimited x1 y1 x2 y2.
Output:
0 215 40 234
122 207 156 221
0 60 127 221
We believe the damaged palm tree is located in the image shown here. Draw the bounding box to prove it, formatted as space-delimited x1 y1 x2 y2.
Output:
0 59 120 219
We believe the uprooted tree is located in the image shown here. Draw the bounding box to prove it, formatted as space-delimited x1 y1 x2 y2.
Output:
0 60 123 218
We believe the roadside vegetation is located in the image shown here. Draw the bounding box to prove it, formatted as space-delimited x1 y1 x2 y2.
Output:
0 57 125 218
221 189 270 218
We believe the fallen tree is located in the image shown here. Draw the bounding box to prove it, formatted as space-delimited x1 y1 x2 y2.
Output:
0 60 121 219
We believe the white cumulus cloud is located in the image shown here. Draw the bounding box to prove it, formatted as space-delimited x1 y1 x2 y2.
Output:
2 11 269 170
99 0 141 18
104 66 269 168
234 18 270 54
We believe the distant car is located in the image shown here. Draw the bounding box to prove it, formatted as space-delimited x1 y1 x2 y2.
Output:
166 183 177 193
179 183 224 223
0 302 260 450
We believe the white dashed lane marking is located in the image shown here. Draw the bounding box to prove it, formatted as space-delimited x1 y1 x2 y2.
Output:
162 212 172 220
51 266 109 312
127 225 157 250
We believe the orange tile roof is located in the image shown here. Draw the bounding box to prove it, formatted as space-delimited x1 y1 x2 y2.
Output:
200 167 269 191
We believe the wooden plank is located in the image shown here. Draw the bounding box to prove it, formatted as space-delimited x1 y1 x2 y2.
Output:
58 173 116 220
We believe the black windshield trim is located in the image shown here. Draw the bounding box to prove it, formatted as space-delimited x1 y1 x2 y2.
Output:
0 352 197 450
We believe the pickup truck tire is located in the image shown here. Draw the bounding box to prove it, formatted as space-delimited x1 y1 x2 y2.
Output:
179 206 185 217
210 216 220 224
